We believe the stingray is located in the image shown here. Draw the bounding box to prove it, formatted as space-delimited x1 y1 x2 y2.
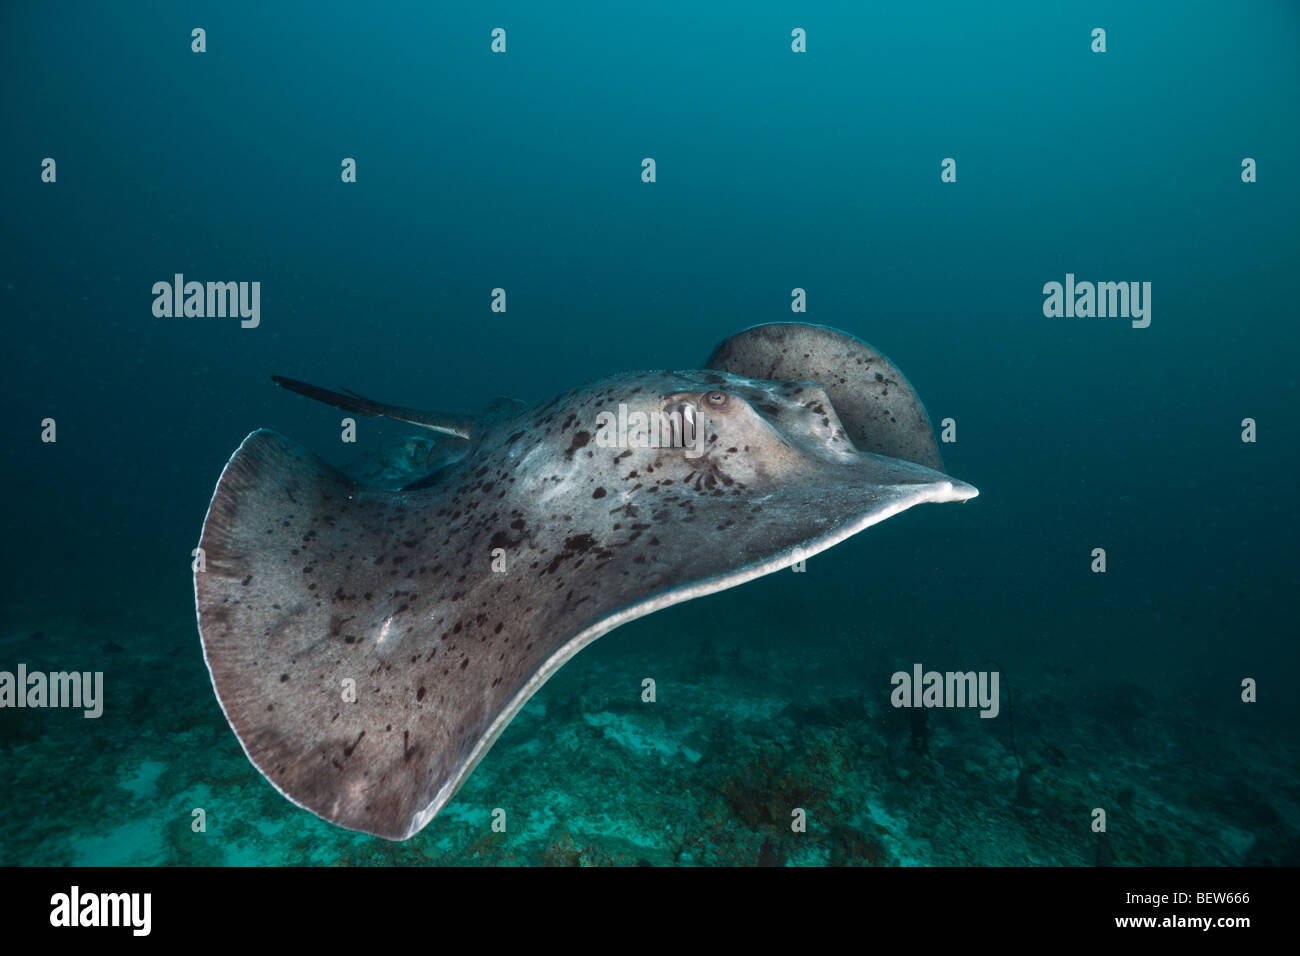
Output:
194 322 977 839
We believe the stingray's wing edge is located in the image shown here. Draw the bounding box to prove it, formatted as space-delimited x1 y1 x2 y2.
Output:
193 430 341 834
196 429 976 841
406 472 978 838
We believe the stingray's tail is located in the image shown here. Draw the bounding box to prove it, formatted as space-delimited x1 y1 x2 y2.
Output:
194 429 463 840
272 375 475 439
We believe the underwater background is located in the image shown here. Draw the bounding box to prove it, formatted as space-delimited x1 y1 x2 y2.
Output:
2 0 1297 866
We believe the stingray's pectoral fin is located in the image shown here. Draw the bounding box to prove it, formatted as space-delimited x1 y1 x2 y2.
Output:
706 322 946 472
196 429 465 840
271 375 474 439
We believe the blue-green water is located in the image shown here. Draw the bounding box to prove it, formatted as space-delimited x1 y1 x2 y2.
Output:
1 1 1297 865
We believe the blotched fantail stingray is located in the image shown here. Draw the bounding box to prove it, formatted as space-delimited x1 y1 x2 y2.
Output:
194 322 977 839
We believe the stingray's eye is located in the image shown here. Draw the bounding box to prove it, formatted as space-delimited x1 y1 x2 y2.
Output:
704 390 728 408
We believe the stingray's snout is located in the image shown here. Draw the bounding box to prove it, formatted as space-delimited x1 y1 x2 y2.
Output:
947 477 980 502
884 461 979 504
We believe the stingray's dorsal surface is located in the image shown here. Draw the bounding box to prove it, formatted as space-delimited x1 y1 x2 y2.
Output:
195 326 976 840
706 322 945 471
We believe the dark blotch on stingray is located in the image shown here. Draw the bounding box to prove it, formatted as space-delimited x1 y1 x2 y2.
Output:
565 430 591 459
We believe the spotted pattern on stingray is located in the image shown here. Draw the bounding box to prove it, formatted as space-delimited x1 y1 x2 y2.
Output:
195 336 976 840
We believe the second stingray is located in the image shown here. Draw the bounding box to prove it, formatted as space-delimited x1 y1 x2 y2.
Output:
194 322 978 839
